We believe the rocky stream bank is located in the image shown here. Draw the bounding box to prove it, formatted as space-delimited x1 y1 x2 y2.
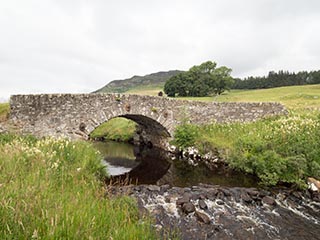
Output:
107 184 320 240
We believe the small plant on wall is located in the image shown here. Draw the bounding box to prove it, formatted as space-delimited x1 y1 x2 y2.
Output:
151 107 158 113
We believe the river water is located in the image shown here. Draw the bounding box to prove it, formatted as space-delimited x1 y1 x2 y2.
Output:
92 140 258 187
93 141 320 239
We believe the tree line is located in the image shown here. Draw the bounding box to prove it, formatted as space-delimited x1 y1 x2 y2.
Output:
233 70 320 90
164 61 320 97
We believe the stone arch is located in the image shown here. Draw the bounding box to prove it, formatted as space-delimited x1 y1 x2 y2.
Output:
89 114 171 148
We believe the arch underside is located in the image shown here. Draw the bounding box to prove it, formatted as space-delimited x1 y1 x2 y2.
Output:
91 114 171 149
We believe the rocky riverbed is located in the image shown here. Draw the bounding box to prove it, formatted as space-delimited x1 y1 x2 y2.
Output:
107 184 320 240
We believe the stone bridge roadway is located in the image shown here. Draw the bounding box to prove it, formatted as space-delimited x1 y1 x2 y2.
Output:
9 94 287 148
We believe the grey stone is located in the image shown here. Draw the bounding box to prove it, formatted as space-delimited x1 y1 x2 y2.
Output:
216 200 225 205
195 211 211 224
147 185 160 192
262 196 276 206
241 192 253 203
198 199 207 209
9 93 288 149
182 202 196 214
176 196 190 206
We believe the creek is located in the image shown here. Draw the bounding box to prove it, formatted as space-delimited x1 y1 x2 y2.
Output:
92 140 258 187
93 141 320 240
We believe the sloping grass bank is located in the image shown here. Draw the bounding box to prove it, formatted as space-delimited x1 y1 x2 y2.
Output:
173 112 320 188
90 117 136 142
0 103 9 122
0 134 155 239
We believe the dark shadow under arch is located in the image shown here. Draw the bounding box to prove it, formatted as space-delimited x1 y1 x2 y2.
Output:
90 114 171 148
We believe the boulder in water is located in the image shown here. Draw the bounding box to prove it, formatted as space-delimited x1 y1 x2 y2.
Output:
308 177 320 192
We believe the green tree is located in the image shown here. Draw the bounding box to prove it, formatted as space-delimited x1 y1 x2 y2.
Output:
164 61 234 97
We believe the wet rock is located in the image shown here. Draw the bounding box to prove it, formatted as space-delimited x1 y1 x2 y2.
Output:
183 192 193 199
292 191 302 200
160 184 170 192
195 211 211 224
198 199 208 210
191 192 200 200
147 185 160 192
241 192 253 203
262 196 276 206
176 196 190 206
221 189 231 197
206 189 218 200
259 190 271 197
216 191 225 200
182 202 196 214
216 199 225 205
165 196 171 203
308 177 320 192
199 194 206 200
247 189 259 197
192 186 201 191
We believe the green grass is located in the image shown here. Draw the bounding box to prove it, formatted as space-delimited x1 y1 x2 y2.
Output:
126 84 164 96
0 134 156 239
90 117 136 142
0 103 9 122
176 84 320 111
173 112 320 188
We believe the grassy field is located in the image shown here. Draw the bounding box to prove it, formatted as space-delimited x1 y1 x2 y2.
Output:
125 84 163 96
127 84 320 111
177 85 320 110
0 134 156 239
90 117 136 142
0 103 9 122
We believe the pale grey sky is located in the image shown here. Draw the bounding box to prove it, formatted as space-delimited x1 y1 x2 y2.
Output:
1 0 320 100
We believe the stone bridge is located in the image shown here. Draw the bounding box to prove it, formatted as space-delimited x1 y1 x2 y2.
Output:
9 94 287 148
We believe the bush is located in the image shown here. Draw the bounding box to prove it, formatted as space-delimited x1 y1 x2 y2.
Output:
172 123 200 148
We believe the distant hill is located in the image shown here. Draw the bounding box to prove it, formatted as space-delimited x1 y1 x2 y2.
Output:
94 70 183 93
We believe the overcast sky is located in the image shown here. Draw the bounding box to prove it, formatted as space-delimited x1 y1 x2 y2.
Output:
0 0 320 100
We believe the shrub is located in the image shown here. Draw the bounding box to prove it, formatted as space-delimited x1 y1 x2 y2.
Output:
172 123 200 148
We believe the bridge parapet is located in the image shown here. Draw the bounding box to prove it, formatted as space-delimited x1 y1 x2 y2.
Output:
9 93 288 148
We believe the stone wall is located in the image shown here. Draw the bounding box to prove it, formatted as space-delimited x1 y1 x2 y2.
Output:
9 93 288 148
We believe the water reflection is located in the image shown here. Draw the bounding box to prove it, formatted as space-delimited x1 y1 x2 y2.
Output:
92 141 258 188
92 141 139 176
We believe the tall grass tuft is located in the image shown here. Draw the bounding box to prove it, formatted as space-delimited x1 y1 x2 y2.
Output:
0 134 156 239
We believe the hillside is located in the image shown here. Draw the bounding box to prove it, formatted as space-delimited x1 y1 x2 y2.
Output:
95 70 183 93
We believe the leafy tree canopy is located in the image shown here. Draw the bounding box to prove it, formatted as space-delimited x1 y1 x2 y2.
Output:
164 61 234 97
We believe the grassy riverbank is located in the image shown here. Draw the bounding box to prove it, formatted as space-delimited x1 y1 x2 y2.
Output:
173 111 320 188
0 134 156 239
0 103 9 122
90 117 136 142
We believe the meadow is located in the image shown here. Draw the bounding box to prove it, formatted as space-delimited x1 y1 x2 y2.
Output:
0 134 156 239
0 103 9 122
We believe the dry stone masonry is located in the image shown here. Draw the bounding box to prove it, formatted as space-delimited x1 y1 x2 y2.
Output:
10 93 287 148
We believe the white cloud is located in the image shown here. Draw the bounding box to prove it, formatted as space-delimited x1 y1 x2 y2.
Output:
0 0 320 99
